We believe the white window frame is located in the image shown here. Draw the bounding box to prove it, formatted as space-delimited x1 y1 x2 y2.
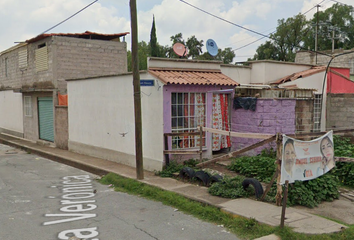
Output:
171 92 206 149
24 96 32 117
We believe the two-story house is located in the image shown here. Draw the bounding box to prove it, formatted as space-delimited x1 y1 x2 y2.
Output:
0 31 129 149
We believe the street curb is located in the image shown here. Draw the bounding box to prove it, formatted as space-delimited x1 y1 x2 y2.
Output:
0 137 109 176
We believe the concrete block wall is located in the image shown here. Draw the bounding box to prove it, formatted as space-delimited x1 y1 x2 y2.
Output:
326 93 354 130
0 39 55 89
231 99 296 155
55 106 68 150
53 36 127 84
296 50 353 73
295 99 314 133
0 36 127 90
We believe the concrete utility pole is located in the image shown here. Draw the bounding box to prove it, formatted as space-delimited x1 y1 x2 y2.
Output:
315 4 320 65
130 0 144 179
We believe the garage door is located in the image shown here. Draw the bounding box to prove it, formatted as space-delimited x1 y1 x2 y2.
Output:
38 97 54 142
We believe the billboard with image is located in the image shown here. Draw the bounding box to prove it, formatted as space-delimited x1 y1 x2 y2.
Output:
280 131 334 185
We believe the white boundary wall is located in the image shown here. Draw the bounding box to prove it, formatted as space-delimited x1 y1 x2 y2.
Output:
0 90 23 137
67 73 164 171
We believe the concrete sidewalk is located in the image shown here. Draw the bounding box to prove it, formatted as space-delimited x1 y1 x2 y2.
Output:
0 133 347 238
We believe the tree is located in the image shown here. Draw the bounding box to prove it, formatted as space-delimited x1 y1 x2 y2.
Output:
303 3 354 51
217 47 235 64
186 35 204 59
251 41 279 60
127 41 150 71
251 14 308 61
150 15 160 57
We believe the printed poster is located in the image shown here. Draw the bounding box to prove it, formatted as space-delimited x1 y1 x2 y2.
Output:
280 131 335 185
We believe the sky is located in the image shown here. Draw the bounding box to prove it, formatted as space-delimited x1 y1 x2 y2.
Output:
0 0 352 62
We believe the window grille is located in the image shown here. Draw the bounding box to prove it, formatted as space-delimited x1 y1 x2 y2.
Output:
24 96 32 117
171 92 206 149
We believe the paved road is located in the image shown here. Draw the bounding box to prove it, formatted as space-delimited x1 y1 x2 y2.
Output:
0 144 240 240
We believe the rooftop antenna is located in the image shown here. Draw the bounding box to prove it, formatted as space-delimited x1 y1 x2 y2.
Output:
206 39 218 57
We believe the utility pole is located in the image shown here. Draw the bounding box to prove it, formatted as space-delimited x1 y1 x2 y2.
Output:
130 0 144 179
315 4 320 65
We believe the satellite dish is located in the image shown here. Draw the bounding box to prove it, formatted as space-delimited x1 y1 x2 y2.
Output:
173 43 188 57
206 39 218 57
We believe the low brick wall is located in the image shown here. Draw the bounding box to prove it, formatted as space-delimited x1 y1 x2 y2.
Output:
326 93 354 130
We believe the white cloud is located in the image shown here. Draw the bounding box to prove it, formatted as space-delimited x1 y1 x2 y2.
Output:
2 0 349 61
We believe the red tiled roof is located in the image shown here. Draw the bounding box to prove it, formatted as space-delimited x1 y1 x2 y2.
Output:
26 31 129 43
148 68 239 86
272 66 326 84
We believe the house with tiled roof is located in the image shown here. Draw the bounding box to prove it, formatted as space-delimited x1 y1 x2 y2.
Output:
0 31 129 149
66 57 239 171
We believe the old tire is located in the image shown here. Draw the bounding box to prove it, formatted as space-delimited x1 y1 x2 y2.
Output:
195 171 210 186
242 178 264 199
179 167 195 180
210 174 223 184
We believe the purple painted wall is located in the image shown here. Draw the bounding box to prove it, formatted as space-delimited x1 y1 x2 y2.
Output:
163 84 234 161
231 99 296 155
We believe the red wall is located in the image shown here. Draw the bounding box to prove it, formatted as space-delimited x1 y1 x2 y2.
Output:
327 68 354 93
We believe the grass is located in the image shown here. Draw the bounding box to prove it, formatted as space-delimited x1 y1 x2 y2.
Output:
98 173 354 240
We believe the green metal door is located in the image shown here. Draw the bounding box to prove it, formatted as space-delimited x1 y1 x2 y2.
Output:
38 97 54 142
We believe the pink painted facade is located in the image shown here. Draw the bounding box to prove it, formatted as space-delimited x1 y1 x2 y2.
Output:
327 67 354 93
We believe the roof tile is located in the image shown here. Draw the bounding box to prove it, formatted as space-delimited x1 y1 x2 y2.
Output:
149 68 239 86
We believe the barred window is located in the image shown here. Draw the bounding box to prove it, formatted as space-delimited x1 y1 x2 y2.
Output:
171 92 206 149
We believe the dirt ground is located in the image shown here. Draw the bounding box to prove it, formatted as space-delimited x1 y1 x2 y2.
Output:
205 162 354 225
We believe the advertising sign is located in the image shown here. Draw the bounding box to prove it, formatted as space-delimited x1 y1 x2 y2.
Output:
280 131 334 185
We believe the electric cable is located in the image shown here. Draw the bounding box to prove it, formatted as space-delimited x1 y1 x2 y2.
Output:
38 0 99 36
178 0 333 58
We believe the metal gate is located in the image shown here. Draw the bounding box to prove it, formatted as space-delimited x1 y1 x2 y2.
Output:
38 97 54 142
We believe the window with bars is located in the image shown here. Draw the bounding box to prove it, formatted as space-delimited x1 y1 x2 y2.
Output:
171 92 206 149
24 96 32 117
313 94 322 132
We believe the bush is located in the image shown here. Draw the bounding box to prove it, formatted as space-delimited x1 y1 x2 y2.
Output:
287 174 339 208
155 159 201 177
227 156 276 183
227 148 340 208
155 160 185 177
330 135 354 187
208 176 250 198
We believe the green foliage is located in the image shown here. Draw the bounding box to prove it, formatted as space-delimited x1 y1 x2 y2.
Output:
155 159 200 177
330 135 354 187
186 35 204 59
228 148 340 208
287 174 339 208
99 173 275 240
155 160 184 177
333 135 354 157
150 15 160 57
208 176 250 198
227 155 276 182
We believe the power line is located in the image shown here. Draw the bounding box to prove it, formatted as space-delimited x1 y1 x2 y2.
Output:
330 0 353 7
178 0 270 39
234 0 328 52
38 0 99 36
179 0 332 58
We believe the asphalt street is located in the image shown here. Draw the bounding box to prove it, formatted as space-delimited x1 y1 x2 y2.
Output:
0 144 241 240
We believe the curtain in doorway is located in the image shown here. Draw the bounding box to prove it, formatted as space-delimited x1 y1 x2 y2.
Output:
195 93 205 147
212 93 231 151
